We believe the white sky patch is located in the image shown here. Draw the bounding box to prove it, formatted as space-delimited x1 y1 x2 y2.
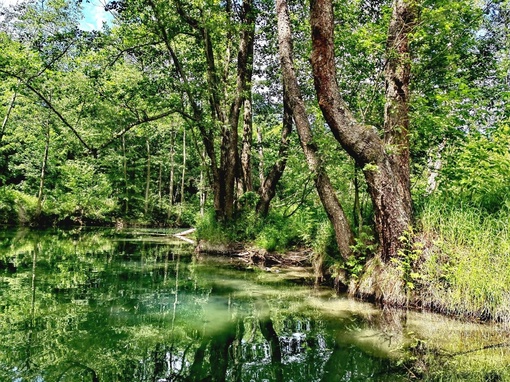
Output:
79 0 113 31
0 0 24 6
0 0 19 7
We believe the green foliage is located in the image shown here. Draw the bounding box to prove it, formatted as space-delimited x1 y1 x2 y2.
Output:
0 187 18 224
391 227 424 292
439 126 510 213
253 208 324 252
312 221 340 259
418 199 510 320
197 206 328 254
195 210 231 244
0 187 38 225
344 230 377 279
46 161 116 223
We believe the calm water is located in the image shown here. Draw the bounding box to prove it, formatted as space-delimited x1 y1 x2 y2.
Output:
1 228 509 381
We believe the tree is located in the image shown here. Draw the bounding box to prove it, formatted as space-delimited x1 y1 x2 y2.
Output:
276 0 355 259
119 0 257 221
307 0 416 261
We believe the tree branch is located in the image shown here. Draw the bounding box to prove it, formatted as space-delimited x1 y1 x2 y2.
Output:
97 109 175 151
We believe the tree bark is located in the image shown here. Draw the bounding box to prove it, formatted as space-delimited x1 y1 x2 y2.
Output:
309 0 416 260
276 0 354 260
171 0 255 222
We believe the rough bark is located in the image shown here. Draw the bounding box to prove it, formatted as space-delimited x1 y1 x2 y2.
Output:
276 0 354 260
310 0 416 260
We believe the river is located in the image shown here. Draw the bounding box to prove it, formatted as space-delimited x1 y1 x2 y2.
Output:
1 227 509 381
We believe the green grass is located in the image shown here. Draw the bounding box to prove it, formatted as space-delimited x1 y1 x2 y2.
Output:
416 199 510 321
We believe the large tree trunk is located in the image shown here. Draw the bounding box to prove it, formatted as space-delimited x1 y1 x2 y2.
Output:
309 0 416 260
276 0 354 260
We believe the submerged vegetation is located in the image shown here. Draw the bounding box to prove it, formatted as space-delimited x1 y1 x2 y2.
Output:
2 228 510 381
0 0 509 334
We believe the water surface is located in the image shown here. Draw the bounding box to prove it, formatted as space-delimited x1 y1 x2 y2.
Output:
1 228 509 381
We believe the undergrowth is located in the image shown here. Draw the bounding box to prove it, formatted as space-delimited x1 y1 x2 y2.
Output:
417 199 510 321
195 207 338 255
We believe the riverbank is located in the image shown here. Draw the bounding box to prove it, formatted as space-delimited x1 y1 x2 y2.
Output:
4 186 509 324
193 202 510 326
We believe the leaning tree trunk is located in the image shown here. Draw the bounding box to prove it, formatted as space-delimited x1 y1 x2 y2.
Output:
276 0 354 260
309 0 416 261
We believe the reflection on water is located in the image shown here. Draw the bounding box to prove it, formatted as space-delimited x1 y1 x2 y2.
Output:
0 228 509 381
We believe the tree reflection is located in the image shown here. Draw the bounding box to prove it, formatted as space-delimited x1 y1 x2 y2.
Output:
0 228 404 382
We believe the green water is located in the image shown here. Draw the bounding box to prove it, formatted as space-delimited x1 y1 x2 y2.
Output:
1 228 509 381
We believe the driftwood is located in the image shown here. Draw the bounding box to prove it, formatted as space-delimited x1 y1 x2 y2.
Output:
195 241 311 267
173 228 196 244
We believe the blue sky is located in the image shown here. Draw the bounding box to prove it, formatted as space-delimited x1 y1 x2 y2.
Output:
79 0 114 31
0 0 113 31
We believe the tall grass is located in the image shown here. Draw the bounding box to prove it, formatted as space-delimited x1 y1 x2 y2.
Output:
417 199 510 321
